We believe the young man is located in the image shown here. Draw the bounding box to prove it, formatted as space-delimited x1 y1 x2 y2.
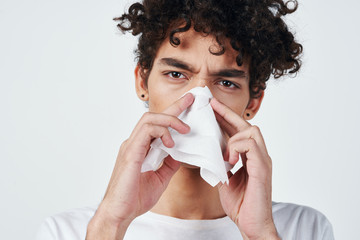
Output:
36 0 334 239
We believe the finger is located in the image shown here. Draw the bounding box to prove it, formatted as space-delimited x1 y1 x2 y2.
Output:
228 138 261 165
210 97 250 133
131 112 191 141
149 125 175 148
162 93 194 117
228 139 272 181
131 124 175 151
214 111 238 137
223 147 248 170
217 167 247 192
148 114 190 134
228 125 268 154
227 139 272 182
143 112 191 134
159 129 175 148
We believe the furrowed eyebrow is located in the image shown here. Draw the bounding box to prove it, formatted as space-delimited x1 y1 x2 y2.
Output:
212 69 248 79
159 57 248 79
159 58 194 72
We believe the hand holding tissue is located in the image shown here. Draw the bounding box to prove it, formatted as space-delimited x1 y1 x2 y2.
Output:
141 86 243 187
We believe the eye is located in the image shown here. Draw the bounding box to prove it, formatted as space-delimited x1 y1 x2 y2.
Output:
167 71 186 79
219 80 238 89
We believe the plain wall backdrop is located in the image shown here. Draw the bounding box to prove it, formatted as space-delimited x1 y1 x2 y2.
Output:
1 0 359 239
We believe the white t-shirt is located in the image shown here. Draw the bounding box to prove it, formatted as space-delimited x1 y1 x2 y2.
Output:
36 202 334 240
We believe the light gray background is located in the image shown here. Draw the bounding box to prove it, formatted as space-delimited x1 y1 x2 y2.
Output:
1 0 359 239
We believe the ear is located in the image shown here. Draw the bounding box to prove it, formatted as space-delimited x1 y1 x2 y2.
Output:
134 64 149 101
243 90 264 120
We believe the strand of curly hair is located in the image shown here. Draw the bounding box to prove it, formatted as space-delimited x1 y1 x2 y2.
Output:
114 0 303 98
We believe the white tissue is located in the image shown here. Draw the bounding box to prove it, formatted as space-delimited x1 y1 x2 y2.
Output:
141 86 243 186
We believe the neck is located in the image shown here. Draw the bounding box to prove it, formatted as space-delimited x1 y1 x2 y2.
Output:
151 165 226 220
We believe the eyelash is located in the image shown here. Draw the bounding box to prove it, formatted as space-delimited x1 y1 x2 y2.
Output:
165 71 239 89
166 71 187 79
218 80 239 89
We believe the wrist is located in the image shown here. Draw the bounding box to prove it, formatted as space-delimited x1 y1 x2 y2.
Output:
86 205 133 240
264 233 281 240
86 215 131 240
239 222 280 240
263 222 280 240
241 233 280 240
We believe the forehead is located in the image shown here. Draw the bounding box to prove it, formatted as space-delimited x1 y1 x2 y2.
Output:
154 28 249 71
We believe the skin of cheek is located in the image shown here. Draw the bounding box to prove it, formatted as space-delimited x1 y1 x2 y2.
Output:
212 88 250 117
146 73 182 113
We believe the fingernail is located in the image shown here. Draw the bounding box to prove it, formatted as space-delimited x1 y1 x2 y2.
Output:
183 92 192 98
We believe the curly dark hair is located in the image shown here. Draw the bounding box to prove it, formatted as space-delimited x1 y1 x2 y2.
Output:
113 0 303 98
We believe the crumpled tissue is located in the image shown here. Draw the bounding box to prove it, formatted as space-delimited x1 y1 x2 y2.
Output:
141 86 243 186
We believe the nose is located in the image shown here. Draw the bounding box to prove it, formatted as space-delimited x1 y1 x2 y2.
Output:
185 78 216 99
190 77 208 89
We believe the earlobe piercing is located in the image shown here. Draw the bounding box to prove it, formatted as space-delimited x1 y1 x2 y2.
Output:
246 113 250 117
141 94 145 98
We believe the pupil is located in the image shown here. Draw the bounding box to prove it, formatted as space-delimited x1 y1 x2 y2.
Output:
172 72 181 78
223 80 231 86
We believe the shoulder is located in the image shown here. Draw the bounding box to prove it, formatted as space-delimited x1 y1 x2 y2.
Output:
272 202 334 240
35 205 98 240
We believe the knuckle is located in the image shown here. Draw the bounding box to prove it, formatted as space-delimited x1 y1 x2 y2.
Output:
159 127 167 135
222 111 229 120
120 140 128 150
143 122 152 132
165 116 174 126
251 125 260 133
230 142 238 153
228 136 236 145
170 114 180 121
169 116 184 128
142 111 152 121
247 138 257 146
